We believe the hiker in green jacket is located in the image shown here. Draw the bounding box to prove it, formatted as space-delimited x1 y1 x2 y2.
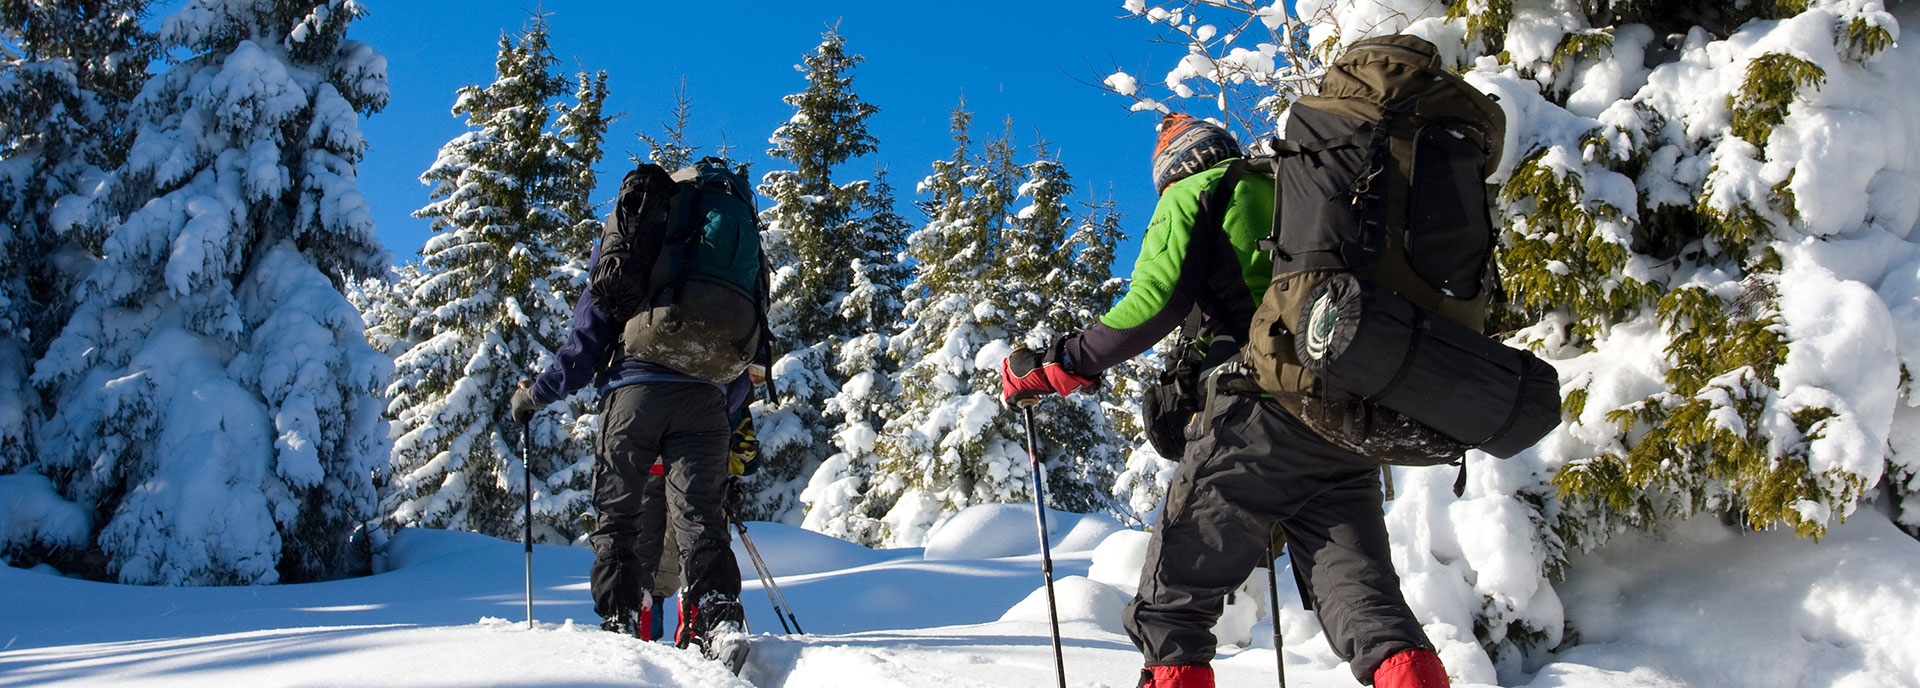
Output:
1000 113 1449 688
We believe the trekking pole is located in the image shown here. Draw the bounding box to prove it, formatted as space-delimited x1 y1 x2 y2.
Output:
733 526 785 634
1017 401 1068 688
518 395 535 631
1267 524 1286 688
731 518 803 635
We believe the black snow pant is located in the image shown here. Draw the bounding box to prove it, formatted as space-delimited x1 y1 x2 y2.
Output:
1124 393 1435 684
589 382 739 626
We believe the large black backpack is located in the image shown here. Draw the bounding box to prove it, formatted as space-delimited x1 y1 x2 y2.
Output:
588 158 769 384
1243 35 1560 464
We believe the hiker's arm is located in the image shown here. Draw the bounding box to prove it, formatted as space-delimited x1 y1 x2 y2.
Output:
725 372 752 414
531 247 619 405
1059 188 1203 377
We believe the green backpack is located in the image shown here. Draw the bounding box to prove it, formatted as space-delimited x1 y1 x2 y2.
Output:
1243 35 1559 465
611 158 769 383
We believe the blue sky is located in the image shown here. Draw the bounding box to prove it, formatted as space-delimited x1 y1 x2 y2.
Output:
347 3 1179 267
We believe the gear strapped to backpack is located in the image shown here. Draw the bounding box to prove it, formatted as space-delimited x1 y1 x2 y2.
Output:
589 157 770 384
1243 34 1561 465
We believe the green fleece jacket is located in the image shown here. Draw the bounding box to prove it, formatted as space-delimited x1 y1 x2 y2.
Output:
1061 161 1275 376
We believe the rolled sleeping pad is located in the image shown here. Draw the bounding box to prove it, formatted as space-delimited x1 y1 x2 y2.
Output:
1295 272 1561 458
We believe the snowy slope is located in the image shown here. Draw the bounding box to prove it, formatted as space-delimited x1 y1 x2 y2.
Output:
2 504 1916 687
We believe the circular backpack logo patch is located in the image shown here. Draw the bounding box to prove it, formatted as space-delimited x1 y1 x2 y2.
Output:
1305 292 1339 361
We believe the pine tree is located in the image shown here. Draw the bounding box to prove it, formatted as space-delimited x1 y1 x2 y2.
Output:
0 0 150 494
1066 194 1171 525
633 79 699 169
800 168 911 542
1119 0 1920 677
853 107 1100 547
381 15 606 545
857 102 997 546
834 113 1137 545
27 0 390 584
751 29 899 524
350 263 426 359
998 141 1129 514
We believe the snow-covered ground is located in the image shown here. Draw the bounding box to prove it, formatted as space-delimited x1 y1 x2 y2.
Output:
3 502 1917 687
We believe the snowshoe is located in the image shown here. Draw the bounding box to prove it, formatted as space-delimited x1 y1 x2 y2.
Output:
600 608 639 638
701 619 751 675
681 592 750 674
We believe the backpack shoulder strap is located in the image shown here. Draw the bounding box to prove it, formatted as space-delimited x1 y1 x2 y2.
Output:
755 245 779 403
1192 159 1245 241
1187 159 1246 275
1183 159 1256 346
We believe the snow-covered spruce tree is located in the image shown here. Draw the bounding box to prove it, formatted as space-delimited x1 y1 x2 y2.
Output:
996 141 1132 514
753 29 903 525
382 16 607 544
537 67 611 538
26 0 391 584
1069 195 1177 526
857 103 1003 546
633 79 699 169
349 263 424 359
1113 0 1920 679
858 108 1122 546
800 167 913 543
0 0 150 516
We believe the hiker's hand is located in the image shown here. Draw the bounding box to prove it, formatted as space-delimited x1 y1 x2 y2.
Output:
510 381 540 425
728 417 759 477
725 476 747 515
1000 343 1093 406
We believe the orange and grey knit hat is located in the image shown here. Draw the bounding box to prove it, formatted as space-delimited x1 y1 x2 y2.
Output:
1151 113 1241 194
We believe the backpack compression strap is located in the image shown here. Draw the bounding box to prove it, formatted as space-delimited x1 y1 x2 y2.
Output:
1254 120 1393 258
665 182 706 307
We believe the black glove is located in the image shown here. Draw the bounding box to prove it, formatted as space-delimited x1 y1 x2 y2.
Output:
724 476 747 518
510 380 539 425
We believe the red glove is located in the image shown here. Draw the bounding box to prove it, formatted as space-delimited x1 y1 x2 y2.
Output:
1000 342 1095 405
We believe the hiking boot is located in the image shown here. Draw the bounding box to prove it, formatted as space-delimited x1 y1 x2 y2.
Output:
1374 649 1449 688
600 608 639 638
646 595 668 641
1136 665 1214 688
680 593 750 674
702 618 750 675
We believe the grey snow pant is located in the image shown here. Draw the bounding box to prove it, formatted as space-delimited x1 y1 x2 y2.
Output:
642 470 684 600
1124 393 1435 684
590 382 738 623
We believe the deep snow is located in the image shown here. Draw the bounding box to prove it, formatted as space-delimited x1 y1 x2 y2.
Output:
3 502 1916 687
